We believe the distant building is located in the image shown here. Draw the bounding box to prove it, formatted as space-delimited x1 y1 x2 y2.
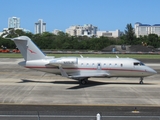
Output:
3 27 30 32
1 17 30 35
97 29 122 38
135 22 160 37
53 29 62 35
35 19 46 34
23 29 30 33
66 24 97 37
0 32 3 36
8 17 20 28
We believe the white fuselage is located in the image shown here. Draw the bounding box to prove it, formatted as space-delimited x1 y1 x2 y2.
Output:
9 36 157 84
19 57 157 78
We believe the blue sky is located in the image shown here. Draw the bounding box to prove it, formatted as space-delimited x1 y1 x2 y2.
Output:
0 0 160 33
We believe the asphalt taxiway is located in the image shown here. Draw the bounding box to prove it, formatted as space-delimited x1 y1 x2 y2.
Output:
0 58 160 106
0 58 160 119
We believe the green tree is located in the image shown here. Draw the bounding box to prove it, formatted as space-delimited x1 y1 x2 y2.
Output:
147 34 159 48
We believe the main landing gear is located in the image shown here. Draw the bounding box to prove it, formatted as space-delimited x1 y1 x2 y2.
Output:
139 77 143 84
80 78 88 85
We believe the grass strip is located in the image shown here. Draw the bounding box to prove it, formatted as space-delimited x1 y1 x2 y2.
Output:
0 53 160 59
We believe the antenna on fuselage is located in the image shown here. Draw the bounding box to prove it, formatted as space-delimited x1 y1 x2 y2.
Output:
80 55 83 58
116 55 119 58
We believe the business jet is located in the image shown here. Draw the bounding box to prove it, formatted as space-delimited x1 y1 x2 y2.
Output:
9 36 157 85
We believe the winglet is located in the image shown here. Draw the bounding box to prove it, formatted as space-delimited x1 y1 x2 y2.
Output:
59 65 69 77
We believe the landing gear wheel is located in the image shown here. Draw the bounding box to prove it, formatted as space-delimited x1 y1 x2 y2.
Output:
140 81 143 84
80 78 88 85
81 80 86 85
139 77 143 84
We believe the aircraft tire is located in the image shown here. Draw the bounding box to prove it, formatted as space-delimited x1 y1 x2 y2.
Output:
140 77 143 84
81 80 86 85
140 81 143 84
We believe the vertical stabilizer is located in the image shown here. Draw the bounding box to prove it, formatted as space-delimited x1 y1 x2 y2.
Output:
12 36 45 61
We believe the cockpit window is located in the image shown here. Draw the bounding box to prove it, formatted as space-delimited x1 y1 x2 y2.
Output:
134 62 145 66
140 62 145 66
134 62 140 66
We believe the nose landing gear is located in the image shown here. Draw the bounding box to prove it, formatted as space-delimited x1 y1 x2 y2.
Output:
139 77 143 84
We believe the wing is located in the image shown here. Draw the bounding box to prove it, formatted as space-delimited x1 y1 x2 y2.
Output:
58 65 110 79
70 73 110 78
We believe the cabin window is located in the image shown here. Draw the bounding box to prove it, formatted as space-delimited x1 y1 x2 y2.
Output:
87 63 89 66
140 62 145 66
92 63 94 66
121 64 123 67
104 63 106 66
81 63 83 66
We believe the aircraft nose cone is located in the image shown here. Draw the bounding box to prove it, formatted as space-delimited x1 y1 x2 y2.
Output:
152 69 157 74
149 68 157 75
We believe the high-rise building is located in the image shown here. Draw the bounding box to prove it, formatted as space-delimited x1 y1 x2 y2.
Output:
35 19 46 34
135 22 160 37
8 17 20 28
1 17 30 35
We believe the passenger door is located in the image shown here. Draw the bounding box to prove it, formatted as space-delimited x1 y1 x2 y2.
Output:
97 63 101 70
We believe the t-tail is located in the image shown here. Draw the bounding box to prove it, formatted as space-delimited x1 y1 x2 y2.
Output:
12 36 45 61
